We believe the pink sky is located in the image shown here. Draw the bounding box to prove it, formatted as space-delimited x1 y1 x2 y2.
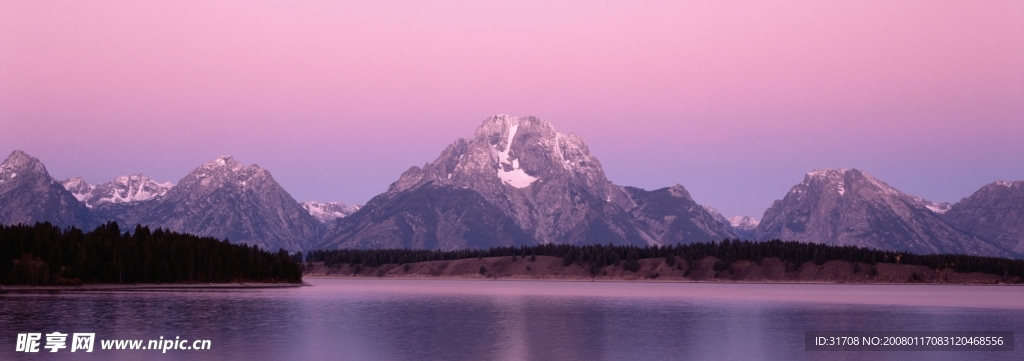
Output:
1 0 1022 218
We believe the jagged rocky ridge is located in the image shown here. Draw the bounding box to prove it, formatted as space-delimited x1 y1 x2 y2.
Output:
753 169 1009 257
1 115 1020 258
61 174 173 208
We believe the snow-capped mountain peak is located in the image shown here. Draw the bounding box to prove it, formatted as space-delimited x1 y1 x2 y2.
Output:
61 177 95 203
804 168 852 196
728 216 760 230
324 115 735 249
198 154 242 171
1 150 47 182
177 155 275 191
100 174 173 204
62 174 174 208
301 201 361 224
800 168 908 198
994 180 1015 188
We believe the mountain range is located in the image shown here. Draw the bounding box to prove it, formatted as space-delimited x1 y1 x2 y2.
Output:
62 174 173 208
0 115 1020 258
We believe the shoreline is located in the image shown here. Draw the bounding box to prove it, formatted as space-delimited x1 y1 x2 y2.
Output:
0 282 307 293
303 275 1022 286
302 255 1018 285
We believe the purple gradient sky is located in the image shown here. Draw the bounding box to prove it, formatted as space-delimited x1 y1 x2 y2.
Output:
2 1 1022 218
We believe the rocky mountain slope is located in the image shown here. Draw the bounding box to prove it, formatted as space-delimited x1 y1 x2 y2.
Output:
320 183 534 250
701 204 731 227
0 151 97 229
623 186 736 244
753 169 1006 256
943 180 1024 255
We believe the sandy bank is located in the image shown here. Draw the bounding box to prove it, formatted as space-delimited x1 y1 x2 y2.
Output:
0 282 306 293
304 255 1011 285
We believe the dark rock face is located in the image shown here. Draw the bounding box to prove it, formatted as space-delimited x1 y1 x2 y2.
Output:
754 169 1007 257
321 184 534 250
117 156 323 251
322 115 733 249
943 181 1024 255
625 185 737 244
0 151 96 229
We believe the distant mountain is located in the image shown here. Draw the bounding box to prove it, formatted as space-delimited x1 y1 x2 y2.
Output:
116 156 323 251
61 177 94 203
728 216 759 240
0 151 96 229
753 169 1006 256
321 115 732 249
301 201 361 224
61 174 173 208
699 204 760 240
943 180 1024 255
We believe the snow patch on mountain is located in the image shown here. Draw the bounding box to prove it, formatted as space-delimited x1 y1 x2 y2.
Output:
925 202 952 214
498 168 538 188
301 201 361 224
905 195 952 214
728 216 760 230
61 177 95 203
493 120 538 188
807 169 849 196
62 174 173 208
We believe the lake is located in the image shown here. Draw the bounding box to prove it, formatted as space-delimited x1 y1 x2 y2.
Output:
2 278 1022 360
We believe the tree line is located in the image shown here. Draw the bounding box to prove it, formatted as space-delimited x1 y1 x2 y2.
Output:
306 239 1024 280
1 222 302 285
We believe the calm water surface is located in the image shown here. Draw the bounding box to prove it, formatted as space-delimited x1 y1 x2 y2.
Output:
1 278 1022 360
